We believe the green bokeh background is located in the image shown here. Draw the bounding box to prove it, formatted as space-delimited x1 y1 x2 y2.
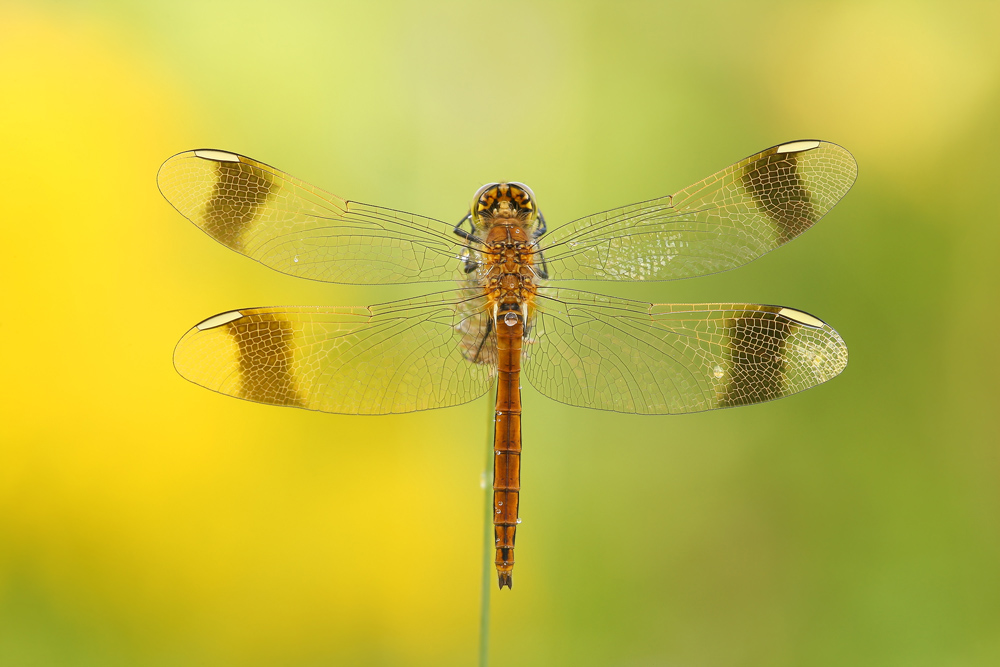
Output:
2 1 998 665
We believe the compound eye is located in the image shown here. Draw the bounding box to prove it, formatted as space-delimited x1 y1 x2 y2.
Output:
508 181 536 205
473 182 498 201
471 182 501 218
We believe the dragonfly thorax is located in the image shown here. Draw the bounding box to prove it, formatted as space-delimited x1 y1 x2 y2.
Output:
483 225 534 273
479 223 538 327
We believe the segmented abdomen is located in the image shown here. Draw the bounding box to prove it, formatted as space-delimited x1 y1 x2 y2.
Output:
493 320 522 589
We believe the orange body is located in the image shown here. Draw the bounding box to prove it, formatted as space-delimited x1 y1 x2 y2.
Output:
479 217 538 589
493 316 522 588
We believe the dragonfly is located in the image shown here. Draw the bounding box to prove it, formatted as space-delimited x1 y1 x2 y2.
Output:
158 140 856 589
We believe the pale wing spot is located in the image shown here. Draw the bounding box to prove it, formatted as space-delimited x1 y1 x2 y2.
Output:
776 140 821 154
778 307 824 328
194 149 242 162
195 310 243 330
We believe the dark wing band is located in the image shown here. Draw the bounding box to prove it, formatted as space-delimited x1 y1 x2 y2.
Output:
535 140 857 281
173 289 497 414
522 286 848 414
158 150 473 284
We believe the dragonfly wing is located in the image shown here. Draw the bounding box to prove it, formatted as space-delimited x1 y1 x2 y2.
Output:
158 150 470 284
523 287 848 414
537 140 856 281
173 289 497 414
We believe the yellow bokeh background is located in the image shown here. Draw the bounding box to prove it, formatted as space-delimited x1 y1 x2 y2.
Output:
1 1 998 665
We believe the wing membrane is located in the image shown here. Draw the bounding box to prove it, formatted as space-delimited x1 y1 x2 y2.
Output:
158 150 472 284
173 289 497 414
535 140 856 281
523 287 848 414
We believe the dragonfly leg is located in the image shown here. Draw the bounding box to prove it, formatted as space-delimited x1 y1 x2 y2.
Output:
472 317 494 363
534 209 547 236
453 212 482 273
530 210 550 279
452 211 477 241
532 252 549 280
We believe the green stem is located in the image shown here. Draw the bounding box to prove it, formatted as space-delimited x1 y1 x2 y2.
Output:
478 383 495 667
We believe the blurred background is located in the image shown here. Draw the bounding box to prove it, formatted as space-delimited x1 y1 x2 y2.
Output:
2 0 998 665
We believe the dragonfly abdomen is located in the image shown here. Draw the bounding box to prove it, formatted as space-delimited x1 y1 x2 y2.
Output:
493 314 523 589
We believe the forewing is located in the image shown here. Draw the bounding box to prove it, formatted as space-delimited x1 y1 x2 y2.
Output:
158 150 470 284
536 140 856 281
523 287 848 414
173 289 497 414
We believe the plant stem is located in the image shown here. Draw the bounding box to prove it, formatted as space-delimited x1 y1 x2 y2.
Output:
478 383 495 667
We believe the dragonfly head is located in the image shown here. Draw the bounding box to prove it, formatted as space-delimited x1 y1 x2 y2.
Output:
470 182 539 231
